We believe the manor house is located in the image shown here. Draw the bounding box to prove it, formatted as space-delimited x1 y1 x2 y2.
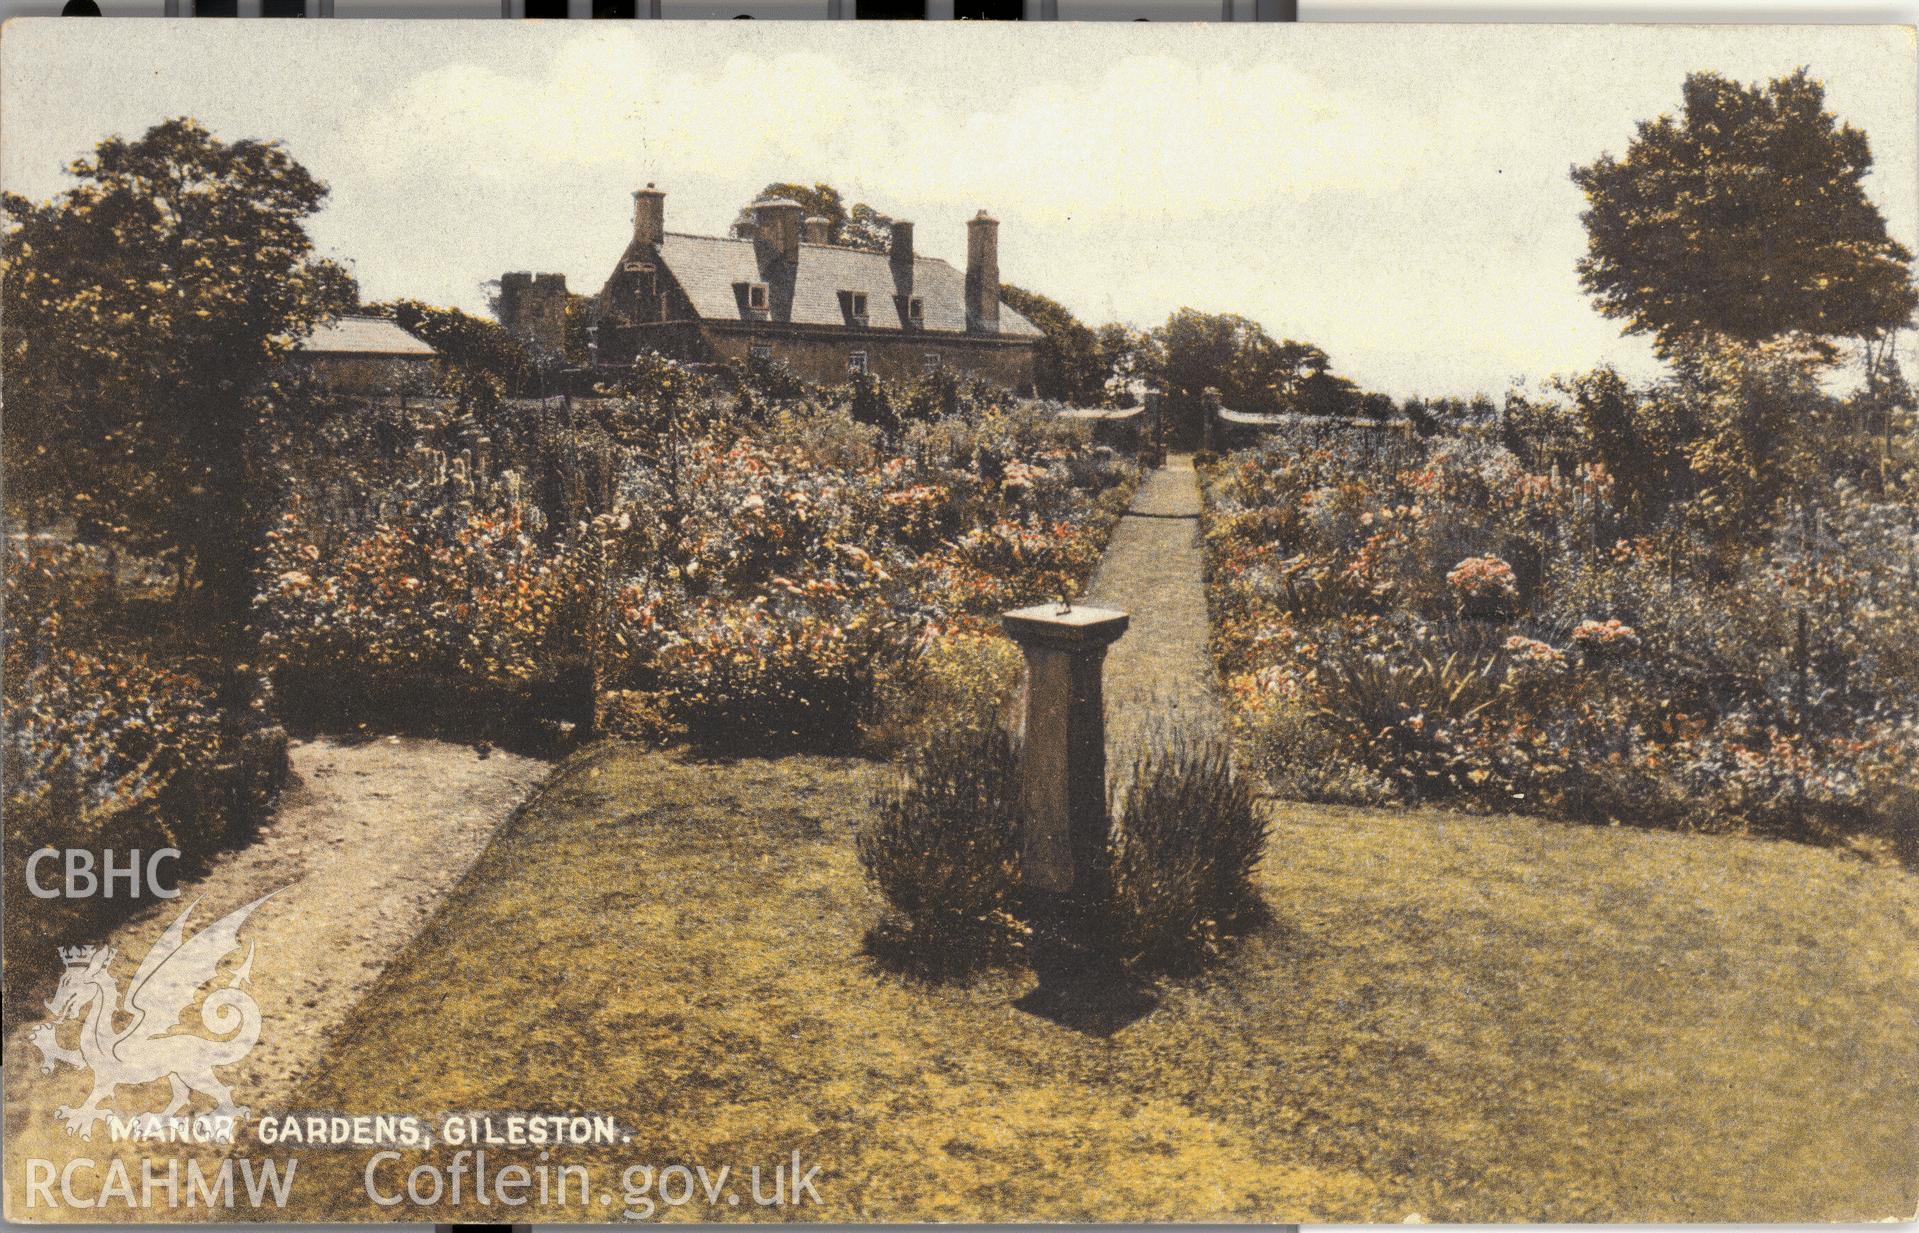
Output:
503 184 1042 392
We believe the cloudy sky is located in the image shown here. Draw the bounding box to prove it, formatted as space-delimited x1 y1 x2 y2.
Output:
3 20 1913 396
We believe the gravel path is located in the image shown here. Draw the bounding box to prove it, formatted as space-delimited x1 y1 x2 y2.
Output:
1081 454 1226 771
2 736 548 1188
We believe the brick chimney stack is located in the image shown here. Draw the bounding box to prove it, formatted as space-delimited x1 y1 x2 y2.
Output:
890 220 915 274
965 210 1000 335
753 197 804 265
633 183 665 248
803 216 831 245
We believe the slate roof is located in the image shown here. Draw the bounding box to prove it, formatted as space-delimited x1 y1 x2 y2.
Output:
654 233 1043 339
297 315 437 357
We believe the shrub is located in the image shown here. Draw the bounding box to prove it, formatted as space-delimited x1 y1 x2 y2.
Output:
859 726 1025 979
1311 633 1505 797
4 644 229 859
3 541 235 856
256 450 599 734
1201 373 1919 854
931 516 1107 614
865 625 1024 756
258 363 1135 752
1569 617 1641 659
1107 736 1269 974
1224 664 1390 803
2 541 265 1015
1447 554 1519 618
650 596 903 752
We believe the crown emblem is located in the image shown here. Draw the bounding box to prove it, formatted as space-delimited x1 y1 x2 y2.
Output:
58 945 97 968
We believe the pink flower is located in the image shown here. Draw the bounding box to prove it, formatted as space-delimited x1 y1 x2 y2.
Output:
1447 555 1517 599
1503 634 1563 665
1571 618 1640 654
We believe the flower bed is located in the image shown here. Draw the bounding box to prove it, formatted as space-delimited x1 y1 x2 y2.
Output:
257 450 600 740
597 400 1136 752
257 367 1139 754
1201 424 1919 848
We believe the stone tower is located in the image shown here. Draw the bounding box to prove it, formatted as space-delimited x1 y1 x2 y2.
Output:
497 271 570 360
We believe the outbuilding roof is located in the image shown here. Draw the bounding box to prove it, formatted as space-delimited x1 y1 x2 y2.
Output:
654 233 1044 339
297 315 437 357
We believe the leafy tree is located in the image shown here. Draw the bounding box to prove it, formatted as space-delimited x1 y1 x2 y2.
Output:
1296 369 1359 419
1000 284 1103 404
1572 70 1918 358
1151 309 1272 443
732 182 893 252
371 298 534 403
1147 310 1358 442
1669 333 1836 536
1357 391 1399 422
1556 366 1693 523
842 202 897 254
1849 340 1914 490
1 117 355 642
1095 323 1158 405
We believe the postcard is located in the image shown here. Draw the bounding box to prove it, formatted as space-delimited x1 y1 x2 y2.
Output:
3 18 1916 1223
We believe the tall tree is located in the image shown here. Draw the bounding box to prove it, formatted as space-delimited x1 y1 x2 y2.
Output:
1150 310 1351 440
1000 284 1103 404
1095 323 1157 405
841 202 897 254
1572 70 1917 358
1 117 355 643
373 298 534 402
732 182 894 252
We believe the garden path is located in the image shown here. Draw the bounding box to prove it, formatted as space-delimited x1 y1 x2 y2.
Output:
1 736 547 1176
1080 453 1226 771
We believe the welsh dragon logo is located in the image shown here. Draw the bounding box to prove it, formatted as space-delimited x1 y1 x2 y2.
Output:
30 892 275 1139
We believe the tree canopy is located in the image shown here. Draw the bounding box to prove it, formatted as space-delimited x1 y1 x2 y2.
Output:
1095 323 1156 405
1572 69 1917 357
379 296 561 403
1147 308 1359 441
1 117 355 633
732 182 895 252
1000 284 1105 405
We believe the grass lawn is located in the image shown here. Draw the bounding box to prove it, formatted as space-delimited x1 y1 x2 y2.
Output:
277 742 1919 1223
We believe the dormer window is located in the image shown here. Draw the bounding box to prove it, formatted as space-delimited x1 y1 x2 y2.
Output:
840 290 869 326
736 281 770 319
909 297 924 322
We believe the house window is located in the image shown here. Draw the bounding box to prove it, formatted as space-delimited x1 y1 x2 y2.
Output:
909 298 924 322
922 352 941 373
623 261 655 275
747 283 769 310
750 344 773 361
840 290 869 324
848 351 869 375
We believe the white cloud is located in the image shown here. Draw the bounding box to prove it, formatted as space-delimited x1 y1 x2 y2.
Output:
355 32 1445 224
3 20 1912 398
